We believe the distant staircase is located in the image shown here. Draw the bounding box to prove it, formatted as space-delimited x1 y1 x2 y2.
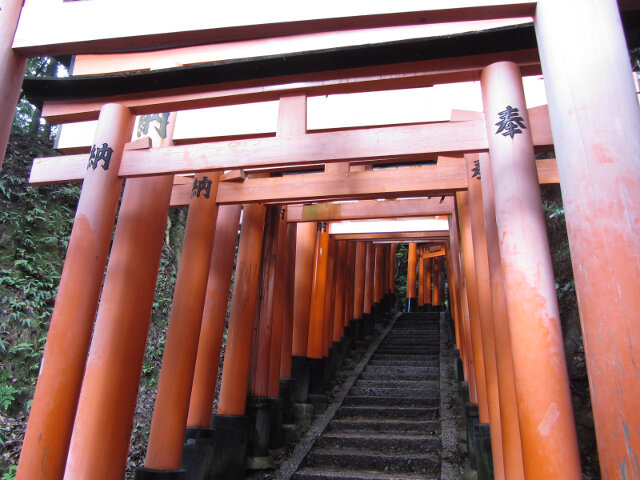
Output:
294 313 442 480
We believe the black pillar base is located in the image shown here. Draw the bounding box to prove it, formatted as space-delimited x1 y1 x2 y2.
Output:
453 349 462 382
459 380 470 406
372 302 383 327
180 427 214 480
210 414 249 480
279 378 296 424
355 316 366 342
135 468 186 480
291 355 310 403
246 398 273 469
406 297 417 312
269 397 284 450
309 357 326 394
332 340 345 371
475 423 494 480
325 345 337 382
343 324 354 356
465 403 479 469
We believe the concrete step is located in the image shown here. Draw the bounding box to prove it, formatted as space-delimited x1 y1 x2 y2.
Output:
294 466 438 480
335 406 439 420
328 418 440 435
316 432 440 453
305 448 440 473
343 395 439 408
354 379 440 390
364 365 439 376
359 371 438 381
372 354 439 361
348 386 439 398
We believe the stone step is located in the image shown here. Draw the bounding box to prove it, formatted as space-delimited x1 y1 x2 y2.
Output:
364 365 439 376
343 395 439 408
372 354 439 361
305 448 440 473
328 418 440 435
359 371 438 381
294 466 438 480
335 406 439 420
316 432 440 453
348 386 440 398
354 379 440 390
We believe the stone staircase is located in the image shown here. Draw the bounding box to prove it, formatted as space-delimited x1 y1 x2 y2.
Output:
293 313 442 480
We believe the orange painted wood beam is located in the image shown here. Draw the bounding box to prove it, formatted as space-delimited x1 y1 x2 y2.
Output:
29 106 554 184
13 1 537 56
287 197 454 222
40 50 541 125
332 231 449 241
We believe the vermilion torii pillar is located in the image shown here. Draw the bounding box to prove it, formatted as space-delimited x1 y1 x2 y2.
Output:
457 192 489 423
406 242 418 312
212 202 266 480
481 61 581 479
184 204 242 478
0 0 26 169
141 170 221 475
64 115 177 479
417 250 425 311
361 242 374 339
479 153 525 480
307 222 330 394
291 221 317 403
187 205 242 426
279 221 298 423
17 104 134 480
246 205 282 469
424 257 432 311
465 153 504 480
536 2 640 477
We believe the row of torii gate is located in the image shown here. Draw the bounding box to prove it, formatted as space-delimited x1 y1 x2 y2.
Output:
2 1 640 480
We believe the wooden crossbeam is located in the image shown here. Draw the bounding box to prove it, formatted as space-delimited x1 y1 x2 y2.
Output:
333 231 449 241
14 1 537 56
286 197 454 222
40 50 541 124
30 106 553 183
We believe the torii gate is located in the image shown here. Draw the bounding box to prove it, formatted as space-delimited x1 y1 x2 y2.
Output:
2 1 640 480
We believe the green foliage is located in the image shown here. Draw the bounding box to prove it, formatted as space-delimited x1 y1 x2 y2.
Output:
1 465 17 480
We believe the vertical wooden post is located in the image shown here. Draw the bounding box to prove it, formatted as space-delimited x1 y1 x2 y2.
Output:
249 205 281 399
424 257 432 310
406 242 418 311
187 205 242 428
142 171 221 472
216 203 267 412
307 222 330 393
245 204 281 467
0 0 26 170
456 192 490 423
361 242 374 339
389 243 397 296
352 242 365 324
291 221 317 403
323 237 337 358
373 244 384 322
17 104 134 480
536 3 640 478
343 242 357 332
211 202 266 479
481 61 581 480
479 153 525 480
333 241 347 341
465 153 505 480
417 251 425 310
64 111 176 478
280 223 298 381
432 255 441 309
269 206 291 398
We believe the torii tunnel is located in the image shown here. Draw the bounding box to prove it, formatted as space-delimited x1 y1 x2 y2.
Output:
2 1 640 479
